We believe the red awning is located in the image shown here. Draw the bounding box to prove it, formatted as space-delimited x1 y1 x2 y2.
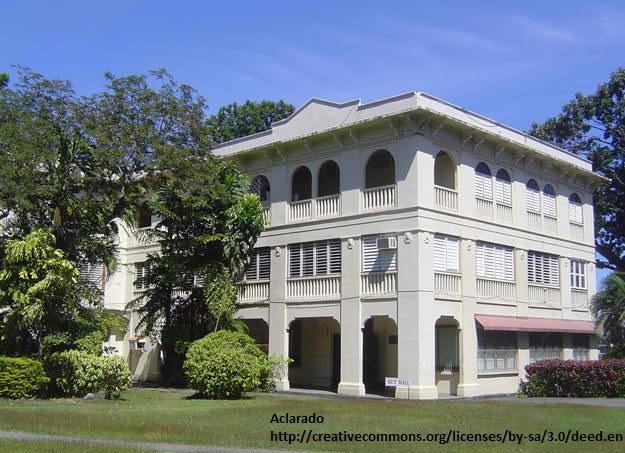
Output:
475 315 595 334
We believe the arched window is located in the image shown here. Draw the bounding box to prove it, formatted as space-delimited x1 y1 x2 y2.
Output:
318 160 340 197
495 169 512 206
474 163 492 200
291 166 312 202
526 179 541 213
434 152 456 190
365 150 395 189
568 193 583 224
250 175 270 205
542 184 557 218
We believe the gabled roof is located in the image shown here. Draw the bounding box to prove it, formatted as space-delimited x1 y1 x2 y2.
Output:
213 91 597 177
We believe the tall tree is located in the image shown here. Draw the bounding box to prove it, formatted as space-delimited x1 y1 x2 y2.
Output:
592 273 625 356
530 68 625 270
207 100 294 144
0 73 8 88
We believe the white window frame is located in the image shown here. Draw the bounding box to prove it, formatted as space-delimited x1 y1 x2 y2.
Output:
433 234 460 274
134 261 151 290
527 251 560 287
568 195 584 225
474 163 493 201
245 248 271 281
475 242 514 281
526 180 541 213
542 184 557 218
570 259 587 290
494 169 512 207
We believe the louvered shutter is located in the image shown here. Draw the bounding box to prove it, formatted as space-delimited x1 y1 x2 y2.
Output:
289 244 301 278
475 167 492 200
528 252 559 286
315 241 328 275
302 242 314 276
569 199 583 224
526 184 541 213
433 235 459 273
329 239 341 274
258 248 270 280
361 235 397 272
245 251 258 280
495 171 512 206
542 186 557 218
476 243 486 277
476 242 514 280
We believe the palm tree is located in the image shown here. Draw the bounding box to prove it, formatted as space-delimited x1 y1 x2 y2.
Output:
592 272 625 357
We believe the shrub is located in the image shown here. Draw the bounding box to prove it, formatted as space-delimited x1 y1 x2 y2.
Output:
522 359 625 397
184 330 275 399
46 350 132 399
0 356 49 399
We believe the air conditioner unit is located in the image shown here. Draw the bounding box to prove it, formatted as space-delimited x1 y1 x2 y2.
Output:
376 236 397 250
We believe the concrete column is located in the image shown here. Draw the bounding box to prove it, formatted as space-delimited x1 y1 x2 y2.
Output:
517 332 530 381
396 230 438 400
340 148 360 217
268 245 289 390
458 238 479 397
457 162 475 219
270 163 289 227
589 335 599 360
338 237 365 396
560 257 572 317
515 249 529 316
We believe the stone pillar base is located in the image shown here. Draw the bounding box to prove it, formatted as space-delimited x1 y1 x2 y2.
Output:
337 382 366 397
274 378 290 391
457 383 480 398
395 385 438 400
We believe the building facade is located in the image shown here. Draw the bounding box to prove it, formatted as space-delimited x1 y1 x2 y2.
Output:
104 92 601 399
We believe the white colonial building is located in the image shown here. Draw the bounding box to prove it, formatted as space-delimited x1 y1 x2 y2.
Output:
103 92 602 399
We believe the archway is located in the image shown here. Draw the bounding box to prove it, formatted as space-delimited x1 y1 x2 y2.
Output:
242 319 269 354
434 152 456 190
362 316 398 394
365 150 395 189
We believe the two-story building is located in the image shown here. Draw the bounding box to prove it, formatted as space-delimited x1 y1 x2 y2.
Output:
104 91 602 399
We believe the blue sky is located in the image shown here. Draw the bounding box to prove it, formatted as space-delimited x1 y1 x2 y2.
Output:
2 0 621 283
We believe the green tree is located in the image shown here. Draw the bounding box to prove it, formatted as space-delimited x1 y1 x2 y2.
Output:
0 73 8 88
207 100 294 144
592 273 625 356
0 229 102 357
530 68 625 270
130 150 264 383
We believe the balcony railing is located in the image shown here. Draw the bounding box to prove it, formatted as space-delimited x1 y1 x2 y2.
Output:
316 194 340 218
288 199 312 222
476 277 515 302
237 280 270 303
527 211 542 229
496 203 513 223
287 275 340 301
434 272 461 298
362 185 396 212
434 185 458 212
126 227 158 249
571 288 588 310
361 272 397 297
475 197 493 219
570 222 584 241
528 284 561 305
543 215 557 234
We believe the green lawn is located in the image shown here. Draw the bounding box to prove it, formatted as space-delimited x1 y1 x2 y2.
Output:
1 388 624 452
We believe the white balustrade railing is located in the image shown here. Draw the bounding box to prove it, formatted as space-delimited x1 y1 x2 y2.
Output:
237 280 270 303
127 227 157 249
527 211 542 229
528 284 561 305
475 197 493 219
288 199 312 222
263 206 271 226
434 186 458 212
543 216 557 234
570 222 584 241
362 185 396 211
571 289 589 310
496 203 513 223
286 275 341 301
476 278 516 302
316 194 340 218
434 272 461 298
361 272 397 297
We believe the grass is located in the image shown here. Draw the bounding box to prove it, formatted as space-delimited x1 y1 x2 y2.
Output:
1 388 625 452
0 439 145 452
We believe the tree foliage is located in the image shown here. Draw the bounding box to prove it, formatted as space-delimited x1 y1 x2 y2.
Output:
592 273 625 355
530 68 625 270
207 100 294 144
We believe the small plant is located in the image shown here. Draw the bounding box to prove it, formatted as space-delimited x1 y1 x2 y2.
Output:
184 330 276 399
0 356 49 399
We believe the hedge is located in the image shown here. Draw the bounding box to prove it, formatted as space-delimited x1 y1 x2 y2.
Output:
522 359 625 397
0 356 49 399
